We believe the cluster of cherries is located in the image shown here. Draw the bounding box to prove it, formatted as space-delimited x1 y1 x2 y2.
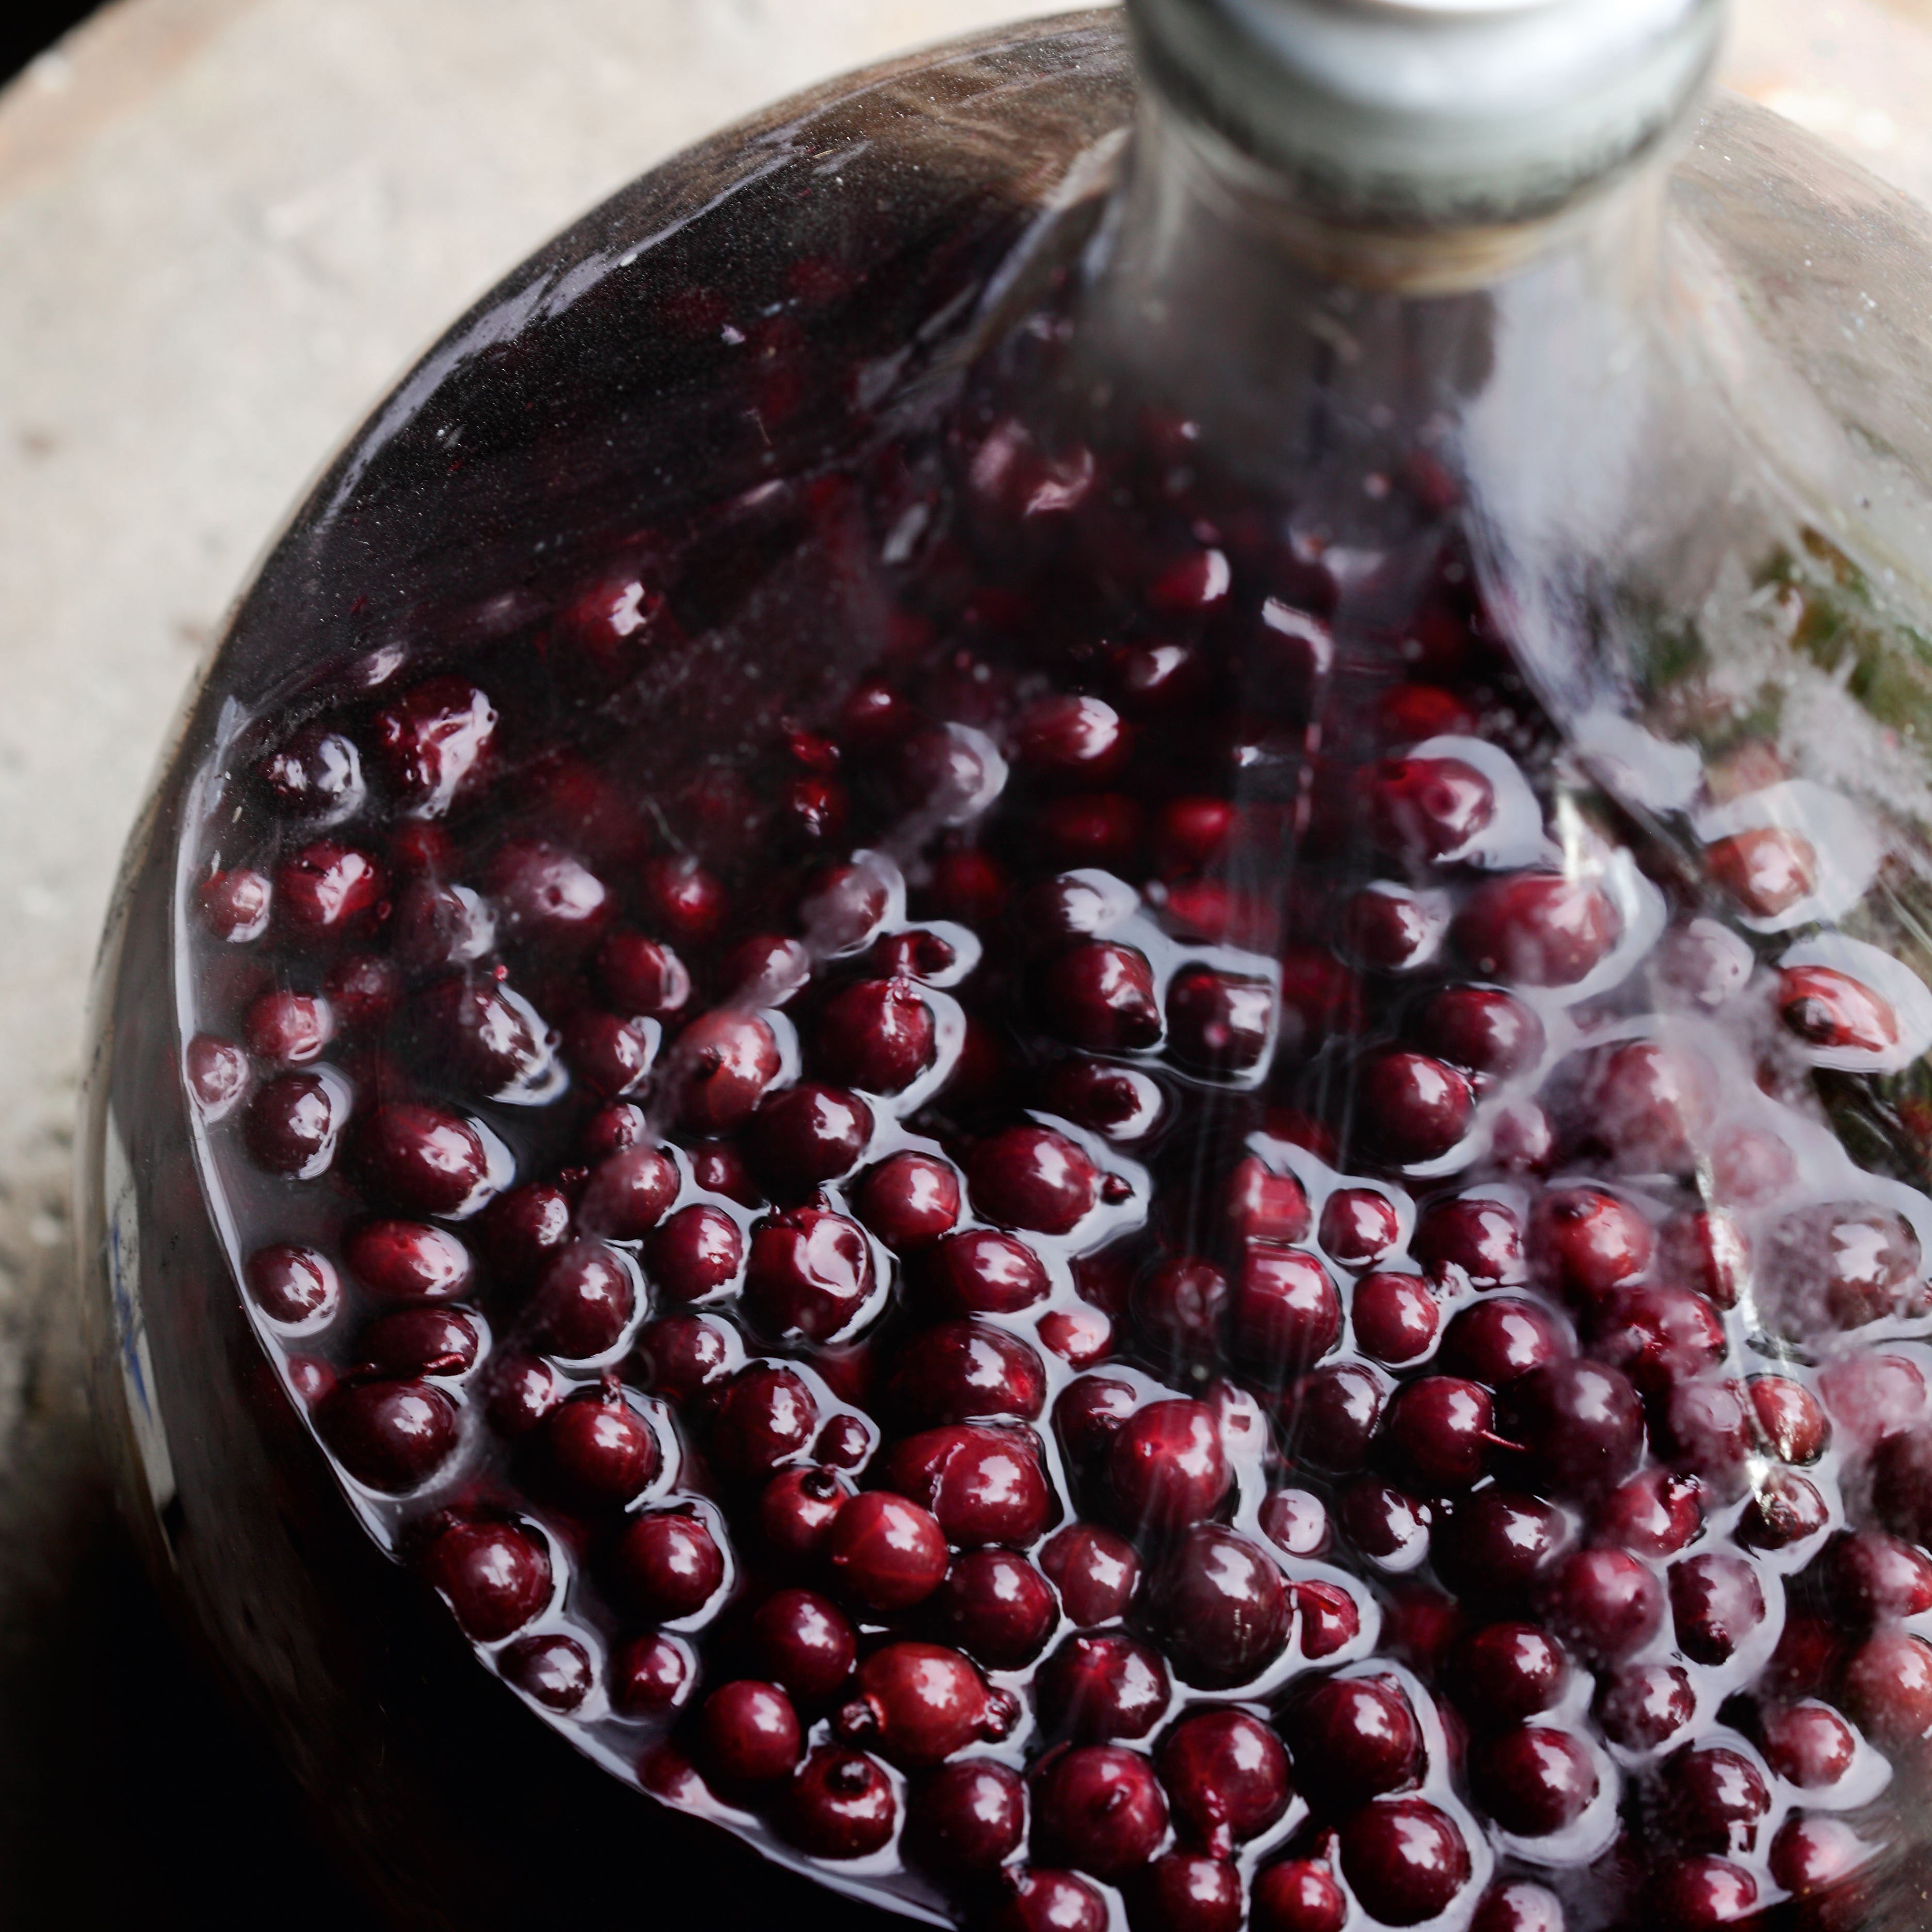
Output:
180 356 1932 1932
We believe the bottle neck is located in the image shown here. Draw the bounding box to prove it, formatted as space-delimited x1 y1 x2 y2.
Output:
1067 88 1685 660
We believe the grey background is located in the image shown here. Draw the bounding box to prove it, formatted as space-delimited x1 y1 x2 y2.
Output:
2 0 1929 1921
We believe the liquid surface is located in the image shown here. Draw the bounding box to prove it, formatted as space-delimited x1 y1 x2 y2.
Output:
174 212 1932 1932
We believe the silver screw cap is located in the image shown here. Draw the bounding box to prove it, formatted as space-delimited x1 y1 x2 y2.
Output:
1126 0 1727 226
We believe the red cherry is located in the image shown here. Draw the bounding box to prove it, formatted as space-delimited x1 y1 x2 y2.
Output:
544 1390 658 1504
1150 1527 1289 1687
756 1466 855 1567
1042 943 1163 1052
747 1587 857 1704
676 1010 781 1132
578 1144 678 1239
1470 1883 1564 1932
1668 1743 1770 1854
613 1632 695 1715
924 1229 1051 1317
776 1747 898 1859
1166 968 1275 1075
1041 1524 1140 1626
1414 1197 1526 1290
1433 1488 1571 1601
1649 1856 1758 1929
1769 1814 1877 1897
1357 1050 1474 1164
1531 1187 1654 1302
1230 1245 1342 1372
906 1759 1027 1876
745 1206 876 1342
1451 1623 1570 1726
1287 1362 1390 1474
648 1203 745 1303
835 1640 1015 1767
244 1071 349 1178
1156 1709 1292 1858
707 1363 818 1478
1258 1487 1332 1558
1749 1375 1828 1462
817 977 937 1092
1040 1303 1115 1368
1438 1297 1569 1388
502 1633 592 1712
481 1183 573 1284
345 1219 472 1302
751 1082 874 1187
244 1244 340 1326
1350 1272 1441 1365
421 1517 550 1640
638 853 727 944
1453 872 1622 987
1758 1701 1856 1789
200 866 271 940
1707 826 1817 916
1130 1855 1243 1932
1387 1376 1501 1492
1595 1660 1695 1751
277 841 386 937
486 1354 562 1437
933 1549 1058 1668
991 1869 1109 1932
1472 1725 1598 1838
1107 1399 1230 1530
1736 1469 1830 1551
825 1491 948 1613
1588 1284 1725 1397
966 1125 1100 1234
1291 1580 1364 1657
1362 755 1495 860
1320 1188 1402 1268
611 1509 726 1621
1337 1796 1472 1926
1251 1860 1347 1932
1414 985 1545 1081
1225 1156 1312 1244
353 1102 491 1216
634 1312 735 1405
1285 1674 1422 1808
244 990 334 1066
1828 1529 1932 1622
1660 1209 1749 1311
855 1151 962 1249
696 1679 803 1789
887 1319 1047 1426
1779 965 1899 1053
371 676 495 815
595 931 691 1017
1031 1745 1170 1880
1595 1468 1704 1559
1842 1629 1932 1762
529 1242 637 1359
1042 1060 1167 1142
880 1425 1051 1546
185 1035 249 1120
318 1379 457 1492
353 1306 478 1379
1541 1547 1663 1662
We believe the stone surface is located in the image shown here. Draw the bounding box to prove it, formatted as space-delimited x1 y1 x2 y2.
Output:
0 0 1927 1922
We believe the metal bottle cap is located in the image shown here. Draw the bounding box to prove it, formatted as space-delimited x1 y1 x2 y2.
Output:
1126 0 1727 227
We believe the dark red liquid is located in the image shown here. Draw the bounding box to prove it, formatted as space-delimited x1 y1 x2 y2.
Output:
124 25 1932 1932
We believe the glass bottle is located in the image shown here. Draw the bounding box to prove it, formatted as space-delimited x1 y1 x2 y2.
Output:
77 4 1932 1927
